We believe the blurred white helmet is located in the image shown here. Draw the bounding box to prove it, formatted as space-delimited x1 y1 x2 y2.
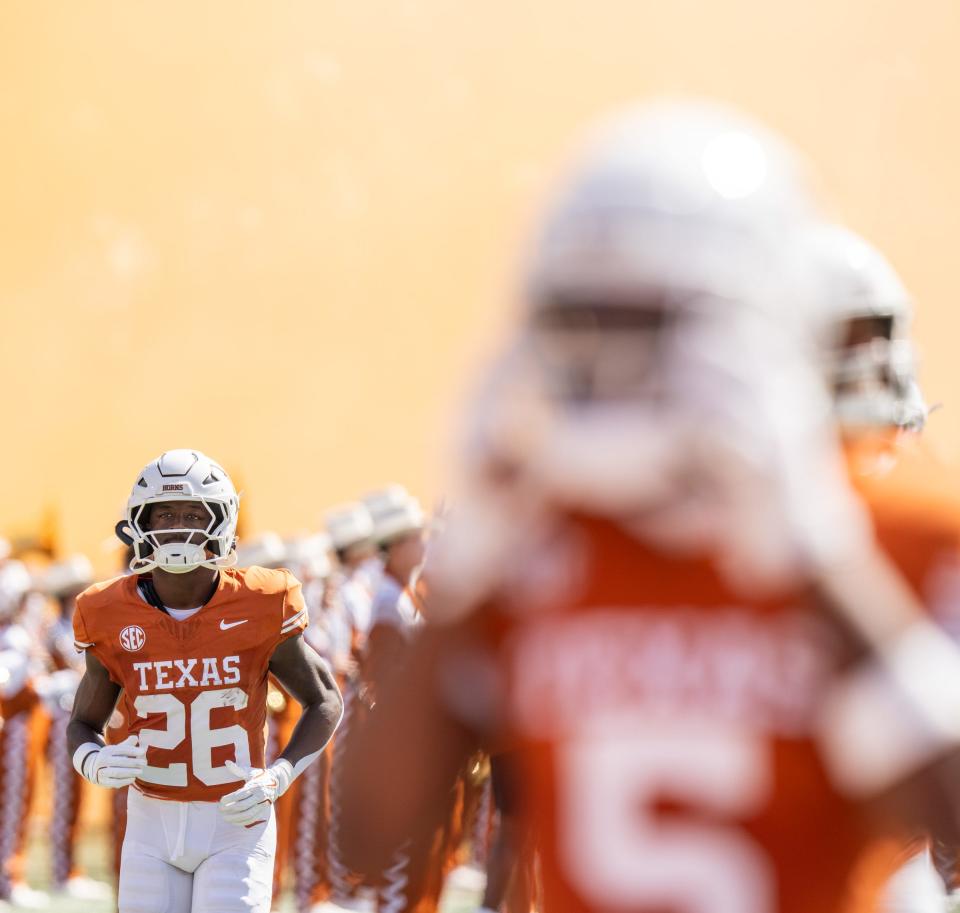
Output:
527 99 812 309
804 223 927 432
470 98 822 470
363 486 425 545
326 503 375 553
500 98 824 423
454 98 867 593
236 532 287 569
40 555 95 598
118 449 239 575
0 560 31 623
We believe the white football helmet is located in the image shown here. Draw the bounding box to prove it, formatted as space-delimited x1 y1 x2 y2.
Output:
804 223 927 432
118 449 239 575
526 98 813 315
454 98 870 594
508 98 827 421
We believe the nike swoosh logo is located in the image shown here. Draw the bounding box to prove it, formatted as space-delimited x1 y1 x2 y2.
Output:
220 619 248 630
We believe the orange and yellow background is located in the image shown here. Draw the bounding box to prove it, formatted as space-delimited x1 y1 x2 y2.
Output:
2 1 959 571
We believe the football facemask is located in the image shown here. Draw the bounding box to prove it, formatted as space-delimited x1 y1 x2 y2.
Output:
128 500 232 575
805 224 929 433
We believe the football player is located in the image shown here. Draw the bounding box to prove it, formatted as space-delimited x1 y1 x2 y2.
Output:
337 100 960 913
802 223 960 911
67 449 343 913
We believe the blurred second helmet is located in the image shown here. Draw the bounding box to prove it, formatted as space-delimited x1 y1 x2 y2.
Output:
803 223 927 432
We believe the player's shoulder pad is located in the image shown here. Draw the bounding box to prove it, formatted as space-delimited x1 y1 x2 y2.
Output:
75 574 131 612
235 565 299 596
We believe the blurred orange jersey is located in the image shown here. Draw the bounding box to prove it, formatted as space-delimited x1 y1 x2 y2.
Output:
343 512 898 913
848 435 960 630
73 566 308 802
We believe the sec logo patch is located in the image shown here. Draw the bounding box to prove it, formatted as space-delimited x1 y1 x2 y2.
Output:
119 625 146 652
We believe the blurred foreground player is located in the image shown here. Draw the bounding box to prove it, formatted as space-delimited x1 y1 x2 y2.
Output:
67 449 343 913
340 101 960 913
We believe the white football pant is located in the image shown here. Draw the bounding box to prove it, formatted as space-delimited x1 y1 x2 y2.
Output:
119 787 276 913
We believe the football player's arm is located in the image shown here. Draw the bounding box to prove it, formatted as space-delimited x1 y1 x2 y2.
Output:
337 622 480 876
480 752 533 913
220 637 343 826
66 651 145 787
267 633 343 776
66 651 120 755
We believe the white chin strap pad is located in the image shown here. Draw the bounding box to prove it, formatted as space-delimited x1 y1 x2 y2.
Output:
153 542 208 573
129 547 238 576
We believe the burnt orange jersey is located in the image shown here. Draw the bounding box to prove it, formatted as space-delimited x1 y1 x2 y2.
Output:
486 517 876 913
342 513 908 913
847 435 960 631
846 435 960 888
73 566 308 802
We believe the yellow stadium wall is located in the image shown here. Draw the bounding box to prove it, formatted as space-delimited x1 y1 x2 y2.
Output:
2 1 959 571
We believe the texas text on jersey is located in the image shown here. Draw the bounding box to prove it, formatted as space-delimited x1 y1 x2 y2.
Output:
72 566 307 802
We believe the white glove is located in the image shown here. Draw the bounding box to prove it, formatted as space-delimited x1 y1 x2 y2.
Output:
74 735 147 788
219 759 293 826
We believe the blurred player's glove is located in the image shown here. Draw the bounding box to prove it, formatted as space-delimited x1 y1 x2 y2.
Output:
219 759 293 826
74 735 147 788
